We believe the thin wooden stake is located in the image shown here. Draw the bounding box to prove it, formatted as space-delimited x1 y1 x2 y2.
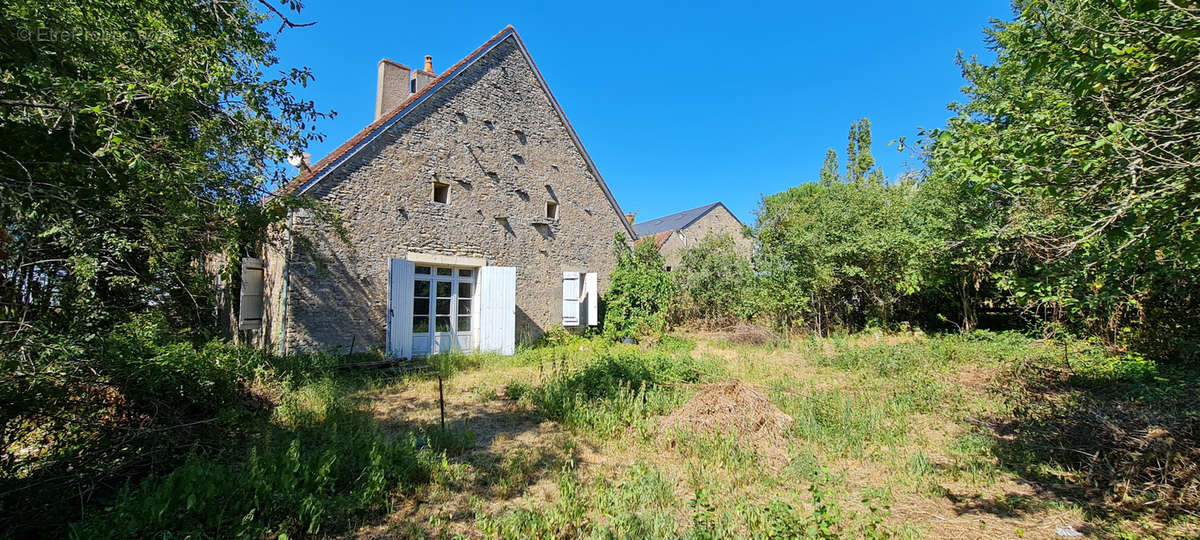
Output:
438 372 446 431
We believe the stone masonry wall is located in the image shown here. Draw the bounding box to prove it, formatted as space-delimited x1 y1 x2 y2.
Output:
281 36 628 354
659 206 752 269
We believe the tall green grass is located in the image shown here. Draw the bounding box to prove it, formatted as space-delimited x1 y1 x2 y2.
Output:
508 339 718 437
478 463 681 539
70 377 440 538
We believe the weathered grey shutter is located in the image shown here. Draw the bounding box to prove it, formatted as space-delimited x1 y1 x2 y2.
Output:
562 271 581 327
387 258 415 359
238 258 265 330
583 272 599 326
479 266 516 355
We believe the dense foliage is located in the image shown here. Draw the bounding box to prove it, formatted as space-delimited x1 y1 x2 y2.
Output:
926 0 1200 358
0 0 329 535
70 370 434 539
601 235 677 339
671 234 752 324
1 0 325 335
675 1 1200 360
750 120 924 333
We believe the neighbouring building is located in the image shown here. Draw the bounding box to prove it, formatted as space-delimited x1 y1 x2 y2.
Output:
239 26 636 357
631 202 752 271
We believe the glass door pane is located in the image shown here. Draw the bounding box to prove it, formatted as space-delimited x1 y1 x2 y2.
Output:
412 279 431 333
456 282 471 334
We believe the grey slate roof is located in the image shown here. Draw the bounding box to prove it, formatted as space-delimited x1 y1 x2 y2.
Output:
633 202 734 237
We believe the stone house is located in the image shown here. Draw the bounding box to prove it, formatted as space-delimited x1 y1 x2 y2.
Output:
239 26 637 357
631 202 751 271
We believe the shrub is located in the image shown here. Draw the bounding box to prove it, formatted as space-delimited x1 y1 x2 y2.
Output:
0 314 416 537
673 234 752 324
602 235 677 340
0 315 280 536
70 380 432 538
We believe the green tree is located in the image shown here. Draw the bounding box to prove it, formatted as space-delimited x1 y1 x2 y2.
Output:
753 119 921 333
673 234 752 324
844 118 885 185
928 0 1200 355
0 0 328 532
909 162 1011 331
603 235 677 339
819 149 839 185
0 0 327 337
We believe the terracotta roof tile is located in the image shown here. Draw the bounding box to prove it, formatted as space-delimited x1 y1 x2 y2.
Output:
652 230 675 249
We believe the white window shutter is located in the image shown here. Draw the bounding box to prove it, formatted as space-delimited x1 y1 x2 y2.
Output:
584 272 599 326
238 258 265 330
562 271 581 326
388 258 415 359
479 266 517 355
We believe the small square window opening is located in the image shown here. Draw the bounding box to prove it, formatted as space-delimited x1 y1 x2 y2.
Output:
546 201 558 220
432 182 449 204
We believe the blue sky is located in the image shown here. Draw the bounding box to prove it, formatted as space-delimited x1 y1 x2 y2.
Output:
271 1 1011 225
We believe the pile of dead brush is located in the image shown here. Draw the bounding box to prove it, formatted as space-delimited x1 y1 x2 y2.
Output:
994 363 1200 518
660 379 793 464
723 324 776 346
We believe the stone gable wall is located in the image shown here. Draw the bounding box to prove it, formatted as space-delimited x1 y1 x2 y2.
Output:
659 206 752 269
280 36 627 353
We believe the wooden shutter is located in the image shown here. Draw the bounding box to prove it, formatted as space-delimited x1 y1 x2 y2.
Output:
583 272 599 326
387 258 415 359
562 272 581 326
238 258 265 330
479 266 516 355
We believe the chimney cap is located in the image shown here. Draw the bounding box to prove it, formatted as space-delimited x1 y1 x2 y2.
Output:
379 58 411 70
424 55 433 73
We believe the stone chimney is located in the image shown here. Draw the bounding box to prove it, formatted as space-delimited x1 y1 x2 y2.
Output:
375 56 439 120
411 55 435 95
624 213 635 226
375 59 411 120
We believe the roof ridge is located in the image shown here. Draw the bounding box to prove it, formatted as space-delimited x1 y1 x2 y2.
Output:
632 202 739 236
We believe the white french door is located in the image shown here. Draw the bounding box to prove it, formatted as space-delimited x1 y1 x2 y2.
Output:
410 265 475 356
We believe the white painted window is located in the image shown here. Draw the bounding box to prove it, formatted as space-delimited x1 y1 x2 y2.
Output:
410 264 475 356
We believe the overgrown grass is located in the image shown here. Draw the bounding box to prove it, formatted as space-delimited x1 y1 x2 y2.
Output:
16 324 1195 538
507 339 719 437
71 379 435 538
1 315 478 538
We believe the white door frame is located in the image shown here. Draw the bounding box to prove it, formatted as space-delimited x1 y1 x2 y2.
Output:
410 264 477 356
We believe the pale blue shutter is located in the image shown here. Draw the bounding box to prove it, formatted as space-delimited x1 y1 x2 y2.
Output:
479 266 516 355
388 258 415 359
